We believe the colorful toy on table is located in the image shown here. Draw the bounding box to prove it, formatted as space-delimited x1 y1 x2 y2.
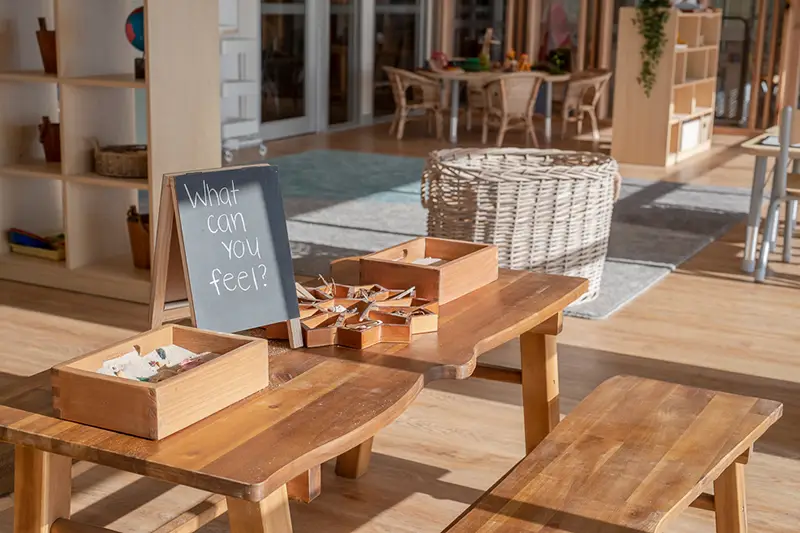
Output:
504 50 519 72
518 53 532 72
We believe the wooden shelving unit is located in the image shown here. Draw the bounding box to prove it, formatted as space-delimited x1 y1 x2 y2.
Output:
0 0 221 303
611 8 722 166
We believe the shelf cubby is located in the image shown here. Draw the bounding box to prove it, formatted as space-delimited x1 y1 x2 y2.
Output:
612 8 721 166
0 0 222 303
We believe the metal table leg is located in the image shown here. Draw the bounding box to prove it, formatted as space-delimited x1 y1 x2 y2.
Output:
544 81 553 144
742 156 768 272
449 79 460 144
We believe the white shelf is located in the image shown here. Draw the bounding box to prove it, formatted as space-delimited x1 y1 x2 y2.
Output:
670 107 714 124
1 162 148 190
221 80 260 98
60 74 146 89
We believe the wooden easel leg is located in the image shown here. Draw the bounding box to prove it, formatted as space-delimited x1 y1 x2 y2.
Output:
520 313 562 454
287 465 321 503
714 462 747 533
335 437 374 479
13 446 72 533
227 485 292 533
287 318 303 349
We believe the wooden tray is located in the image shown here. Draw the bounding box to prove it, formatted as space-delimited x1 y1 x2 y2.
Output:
263 283 439 350
52 325 269 440
359 237 498 303
10 243 65 261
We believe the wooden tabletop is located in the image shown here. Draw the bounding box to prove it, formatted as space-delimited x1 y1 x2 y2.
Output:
424 70 571 83
0 269 587 503
739 130 800 157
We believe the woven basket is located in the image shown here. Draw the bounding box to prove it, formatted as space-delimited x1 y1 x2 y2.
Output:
94 140 148 179
421 148 620 303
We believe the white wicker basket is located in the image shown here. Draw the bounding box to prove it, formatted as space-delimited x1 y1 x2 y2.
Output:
421 148 619 303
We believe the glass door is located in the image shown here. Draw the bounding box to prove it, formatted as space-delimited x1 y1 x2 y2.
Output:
374 0 426 117
260 0 318 140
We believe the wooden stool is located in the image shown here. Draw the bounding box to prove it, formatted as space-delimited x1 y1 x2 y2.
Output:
445 376 782 532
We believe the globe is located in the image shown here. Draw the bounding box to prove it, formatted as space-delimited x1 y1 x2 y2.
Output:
126 7 145 53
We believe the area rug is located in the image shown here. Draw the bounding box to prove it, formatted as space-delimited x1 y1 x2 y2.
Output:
270 149 752 319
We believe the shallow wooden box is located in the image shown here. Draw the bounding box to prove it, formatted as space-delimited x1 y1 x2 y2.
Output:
359 237 498 304
52 325 269 440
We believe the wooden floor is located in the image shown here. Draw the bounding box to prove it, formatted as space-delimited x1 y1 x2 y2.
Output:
2 121 799 532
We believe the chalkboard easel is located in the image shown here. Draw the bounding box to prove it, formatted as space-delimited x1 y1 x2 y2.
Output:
148 165 302 348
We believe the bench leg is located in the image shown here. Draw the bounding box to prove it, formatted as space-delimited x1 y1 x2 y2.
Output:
227 485 292 533
13 445 72 533
714 462 747 533
520 314 562 454
335 437 374 479
287 465 322 502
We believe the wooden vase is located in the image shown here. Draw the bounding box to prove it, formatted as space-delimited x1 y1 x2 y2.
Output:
38 117 61 163
127 205 151 269
36 18 57 75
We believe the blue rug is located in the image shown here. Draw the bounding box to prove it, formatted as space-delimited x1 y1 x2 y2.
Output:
270 149 751 319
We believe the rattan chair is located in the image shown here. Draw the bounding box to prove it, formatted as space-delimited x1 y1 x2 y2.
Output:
481 72 545 147
557 70 612 140
383 66 445 141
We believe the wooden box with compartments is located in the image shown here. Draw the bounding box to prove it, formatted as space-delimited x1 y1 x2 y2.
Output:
51 325 269 440
359 237 498 304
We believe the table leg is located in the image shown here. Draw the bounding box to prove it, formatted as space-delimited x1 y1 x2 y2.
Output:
544 81 554 144
520 313 562 454
335 437 374 479
742 156 768 272
227 485 292 533
714 462 747 533
13 445 72 533
449 80 460 144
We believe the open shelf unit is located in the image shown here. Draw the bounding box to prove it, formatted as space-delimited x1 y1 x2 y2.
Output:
0 0 221 303
611 8 721 166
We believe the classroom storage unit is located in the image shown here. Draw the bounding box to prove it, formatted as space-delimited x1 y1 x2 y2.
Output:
611 8 722 166
0 0 221 303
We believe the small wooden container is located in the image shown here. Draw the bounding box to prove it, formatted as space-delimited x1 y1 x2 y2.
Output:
52 325 269 440
36 18 57 75
127 205 150 269
360 237 498 304
38 117 60 163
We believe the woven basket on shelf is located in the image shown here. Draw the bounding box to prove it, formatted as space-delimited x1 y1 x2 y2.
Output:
93 140 148 179
421 148 620 303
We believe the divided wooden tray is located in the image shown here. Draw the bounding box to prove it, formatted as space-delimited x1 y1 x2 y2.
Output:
52 325 269 440
359 237 498 304
263 282 439 350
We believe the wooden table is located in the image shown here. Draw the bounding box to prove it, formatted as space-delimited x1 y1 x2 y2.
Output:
0 269 586 533
739 131 800 272
425 71 571 145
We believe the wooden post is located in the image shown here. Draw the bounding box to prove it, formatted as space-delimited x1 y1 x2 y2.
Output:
597 0 614 118
439 0 455 56
714 463 747 533
505 0 516 53
335 437 374 479
749 0 768 129
526 0 541 59
776 2 800 117
576 0 589 72
760 0 781 128
227 486 293 533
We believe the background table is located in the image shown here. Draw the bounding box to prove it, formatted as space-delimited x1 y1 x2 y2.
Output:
426 71 571 145
0 269 586 533
739 132 800 272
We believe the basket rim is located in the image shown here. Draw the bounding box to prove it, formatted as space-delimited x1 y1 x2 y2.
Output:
425 148 617 183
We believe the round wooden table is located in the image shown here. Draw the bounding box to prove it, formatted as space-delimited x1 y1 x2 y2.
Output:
424 70 571 145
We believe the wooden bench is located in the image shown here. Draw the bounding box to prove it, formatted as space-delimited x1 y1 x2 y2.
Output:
445 376 783 533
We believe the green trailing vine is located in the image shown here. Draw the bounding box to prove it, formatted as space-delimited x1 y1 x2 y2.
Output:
634 0 671 97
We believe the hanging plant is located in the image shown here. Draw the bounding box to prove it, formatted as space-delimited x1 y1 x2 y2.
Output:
634 0 671 97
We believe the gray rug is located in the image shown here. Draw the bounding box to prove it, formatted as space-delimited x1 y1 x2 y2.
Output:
271 149 751 319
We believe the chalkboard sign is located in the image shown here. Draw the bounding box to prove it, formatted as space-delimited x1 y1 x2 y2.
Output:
164 165 300 334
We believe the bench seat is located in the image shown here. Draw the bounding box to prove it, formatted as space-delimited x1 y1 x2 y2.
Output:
445 375 783 533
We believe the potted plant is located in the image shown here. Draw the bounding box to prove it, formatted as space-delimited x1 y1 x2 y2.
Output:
634 0 671 97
